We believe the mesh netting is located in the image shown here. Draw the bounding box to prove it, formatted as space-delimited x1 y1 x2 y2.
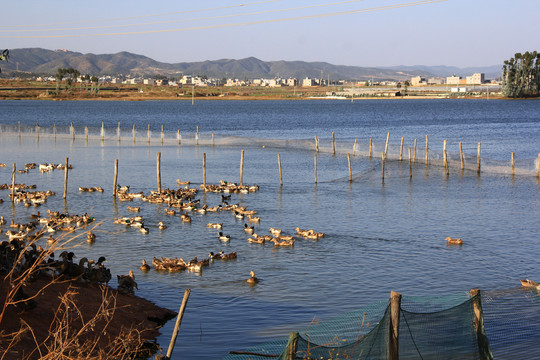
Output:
225 289 540 360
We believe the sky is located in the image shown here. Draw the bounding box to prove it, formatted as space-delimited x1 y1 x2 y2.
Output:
1 0 539 68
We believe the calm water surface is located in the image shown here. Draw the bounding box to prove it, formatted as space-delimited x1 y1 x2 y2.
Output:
0 99 539 359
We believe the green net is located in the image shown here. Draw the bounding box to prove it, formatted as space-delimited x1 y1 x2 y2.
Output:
226 289 540 360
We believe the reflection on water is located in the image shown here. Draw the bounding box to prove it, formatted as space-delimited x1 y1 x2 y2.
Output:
0 100 538 359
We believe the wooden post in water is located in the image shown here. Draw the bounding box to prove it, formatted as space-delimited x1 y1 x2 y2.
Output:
161 125 164 145
459 142 464 170
278 154 283 187
63 158 69 199
470 289 493 360
285 332 299 360
117 122 121 143
384 131 390 157
314 154 318 184
71 122 75 143
413 138 417 163
332 132 336 155
537 153 540 178
166 289 191 360
157 152 162 193
177 130 181 145
408 147 412 179
196 126 199 145
477 142 481 175
101 122 105 142
54 124 57 142
388 291 402 360
36 122 40 142
132 124 136 144
239 149 244 186
369 138 373 158
425 135 429 165
147 124 151 145
212 132 215 146
381 152 386 181
113 159 118 196
443 140 448 170
85 126 88 143
399 137 404 161
347 153 352 182
353 138 357 156
511 152 515 176
202 153 206 187
10 163 15 204
18 121 21 139
314 136 319 153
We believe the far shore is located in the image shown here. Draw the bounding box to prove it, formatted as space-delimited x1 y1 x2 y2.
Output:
0 79 513 101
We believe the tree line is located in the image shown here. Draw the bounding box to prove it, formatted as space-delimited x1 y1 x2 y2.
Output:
502 51 540 98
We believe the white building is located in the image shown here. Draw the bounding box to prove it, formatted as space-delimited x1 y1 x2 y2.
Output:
466 73 485 85
446 75 462 85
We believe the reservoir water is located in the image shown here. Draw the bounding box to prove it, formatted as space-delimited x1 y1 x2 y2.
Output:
0 99 539 359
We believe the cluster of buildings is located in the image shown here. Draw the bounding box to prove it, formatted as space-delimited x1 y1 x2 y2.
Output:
411 73 488 86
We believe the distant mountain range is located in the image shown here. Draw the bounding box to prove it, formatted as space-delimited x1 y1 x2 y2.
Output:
2 48 502 80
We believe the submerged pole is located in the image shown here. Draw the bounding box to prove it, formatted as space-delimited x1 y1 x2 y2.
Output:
381 152 386 181
511 152 515 176
413 138 417 163
10 163 15 204
202 153 206 187
161 125 164 145
240 149 244 186
101 122 105 142
477 142 481 175
399 137 404 161
314 154 318 184
63 157 69 199
113 159 118 196
157 152 162 193
85 126 88 143
278 153 283 187
196 126 199 145
408 147 412 179
147 124 151 145
177 129 181 145
332 132 336 155
132 124 136 144
166 289 191 360
384 131 390 156
425 134 429 165
389 291 402 360
369 138 373 158
117 122 121 143
54 124 57 142
459 142 464 170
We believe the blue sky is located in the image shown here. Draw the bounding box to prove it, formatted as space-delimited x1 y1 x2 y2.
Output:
2 0 539 67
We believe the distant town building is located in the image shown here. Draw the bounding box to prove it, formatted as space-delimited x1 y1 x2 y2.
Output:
302 78 318 87
428 77 445 85
411 76 426 86
156 79 168 86
143 79 155 85
466 73 485 85
446 75 461 85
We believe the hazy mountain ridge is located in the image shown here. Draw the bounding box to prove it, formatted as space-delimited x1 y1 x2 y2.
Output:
3 48 501 80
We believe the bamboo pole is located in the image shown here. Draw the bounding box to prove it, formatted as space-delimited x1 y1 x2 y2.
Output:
536 153 540 178
408 147 412 179
399 137 404 161
285 332 299 360
18 121 21 139
36 122 39 141
202 153 206 187
314 154 318 184
10 163 15 204
425 135 429 165
470 289 493 360
477 142 481 175
381 152 386 181
113 159 118 196
147 124 151 145
54 124 57 142
71 122 75 143
413 138 417 163
157 152 162 193
132 124 136 143
101 122 105 142
384 131 390 156
388 291 402 360
212 132 215 146
332 132 336 155
196 126 199 145
347 153 352 182
314 136 319 153
117 122 121 143
511 152 515 176
177 129 181 145
369 138 373 158
353 138 357 156
63 158 69 199
161 125 164 144
85 126 88 143
443 140 448 169
166 289 191 360
459 142 464 170
240 149 244 186
278 153 283 187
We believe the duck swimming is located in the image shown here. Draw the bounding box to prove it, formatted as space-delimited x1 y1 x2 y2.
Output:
158 222 167 230
246 271 259 285
445 237 464 245
140 259 151 271
218 232 231 242
244 224 255 234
